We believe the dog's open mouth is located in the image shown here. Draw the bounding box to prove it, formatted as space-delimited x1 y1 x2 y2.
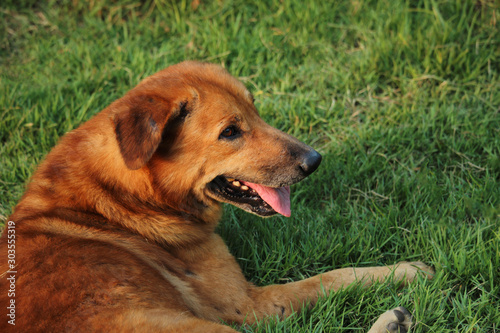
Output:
207 176 291 217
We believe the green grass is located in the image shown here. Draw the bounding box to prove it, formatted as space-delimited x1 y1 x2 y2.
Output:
1 0 499 331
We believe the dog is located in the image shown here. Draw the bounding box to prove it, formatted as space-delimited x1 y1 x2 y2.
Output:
0 61 432 332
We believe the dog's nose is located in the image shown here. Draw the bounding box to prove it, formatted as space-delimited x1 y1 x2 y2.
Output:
299 150 322 176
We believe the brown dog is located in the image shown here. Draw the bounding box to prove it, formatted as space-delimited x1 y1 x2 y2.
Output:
0 61 432 332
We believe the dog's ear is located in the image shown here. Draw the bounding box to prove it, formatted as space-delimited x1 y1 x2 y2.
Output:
113 93 190 170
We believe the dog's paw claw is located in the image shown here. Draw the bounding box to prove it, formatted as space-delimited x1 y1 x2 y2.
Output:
369 307 412 333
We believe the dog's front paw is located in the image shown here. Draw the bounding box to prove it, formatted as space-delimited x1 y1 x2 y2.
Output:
368 307 412 333
394 261 434 283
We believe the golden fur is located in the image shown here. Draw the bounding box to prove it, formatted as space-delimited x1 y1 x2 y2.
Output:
0 62 432 332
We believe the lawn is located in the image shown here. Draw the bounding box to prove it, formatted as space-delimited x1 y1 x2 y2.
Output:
1 0 499 331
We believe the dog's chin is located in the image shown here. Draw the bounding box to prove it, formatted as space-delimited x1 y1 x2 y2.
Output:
205 176 278 217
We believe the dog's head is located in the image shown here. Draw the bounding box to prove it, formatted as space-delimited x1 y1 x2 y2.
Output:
112 61 321 218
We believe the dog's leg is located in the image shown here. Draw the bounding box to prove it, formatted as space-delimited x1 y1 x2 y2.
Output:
151 317 239 333
102 308 239 333
244 262 433 323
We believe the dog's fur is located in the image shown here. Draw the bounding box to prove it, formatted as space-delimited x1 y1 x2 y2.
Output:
0 62 432 332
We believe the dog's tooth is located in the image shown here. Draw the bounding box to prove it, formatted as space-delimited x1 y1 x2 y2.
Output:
241 185 249 191
232 181 241 187
227 178 235 182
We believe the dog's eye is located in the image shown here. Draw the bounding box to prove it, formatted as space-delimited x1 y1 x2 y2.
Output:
220 126 240 139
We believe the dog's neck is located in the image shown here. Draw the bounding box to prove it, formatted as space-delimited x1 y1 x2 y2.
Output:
103 196 223 247
13 180 222 248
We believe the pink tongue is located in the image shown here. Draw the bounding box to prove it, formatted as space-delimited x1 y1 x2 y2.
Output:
241 181 291 217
